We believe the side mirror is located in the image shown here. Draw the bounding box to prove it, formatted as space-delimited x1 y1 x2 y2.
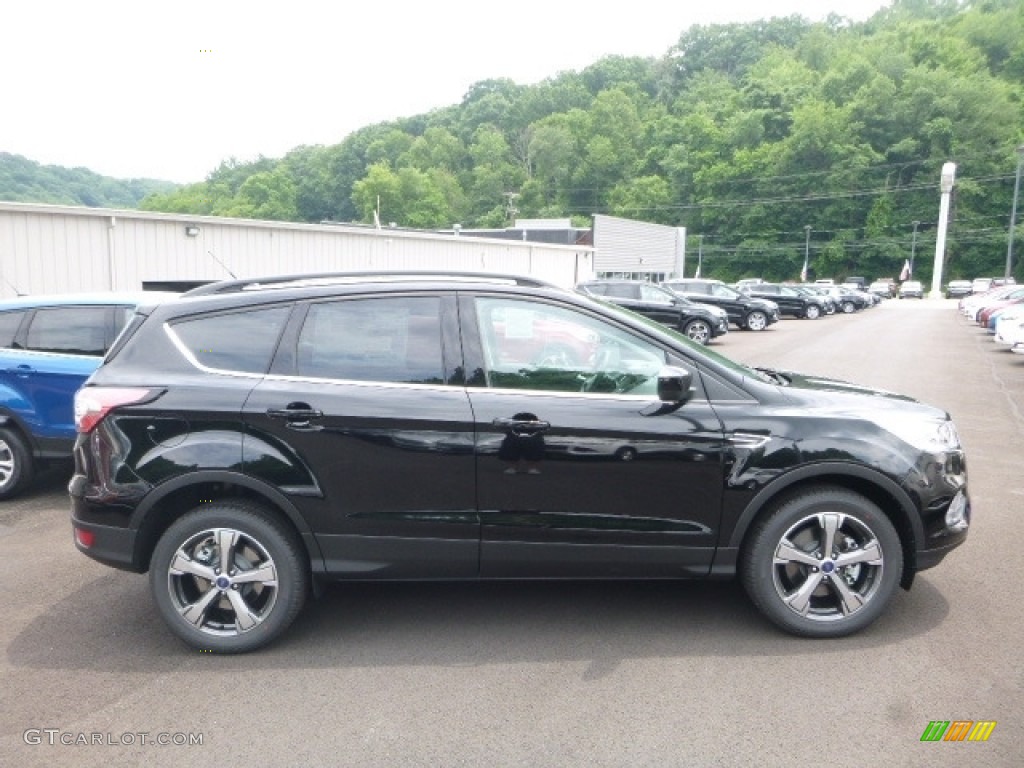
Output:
657 366 694 403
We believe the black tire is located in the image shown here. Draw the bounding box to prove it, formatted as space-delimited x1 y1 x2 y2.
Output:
841 301 856 314
740 486 902 638
804 304 821 320
149 500 309 653
0 426 33 500
614 446 637 462
744 310 768 331
682 318 712 345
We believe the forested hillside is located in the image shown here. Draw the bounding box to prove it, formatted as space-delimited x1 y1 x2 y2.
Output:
0 153 176 209
11 0 1024 282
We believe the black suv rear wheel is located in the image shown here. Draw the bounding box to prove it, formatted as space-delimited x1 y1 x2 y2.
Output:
149 501 309 653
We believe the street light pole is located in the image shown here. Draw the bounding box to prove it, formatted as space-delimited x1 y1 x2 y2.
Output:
930 162 956 299
1006 145 1024 280
910 220 920 278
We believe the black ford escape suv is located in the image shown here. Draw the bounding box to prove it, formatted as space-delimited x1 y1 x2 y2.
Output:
661 279 780 330
70 272 969 652
575 279 729 345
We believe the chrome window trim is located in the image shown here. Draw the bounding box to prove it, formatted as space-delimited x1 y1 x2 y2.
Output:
163 323 265 380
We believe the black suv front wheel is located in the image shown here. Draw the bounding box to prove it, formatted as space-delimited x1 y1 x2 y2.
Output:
150 501 309 653
744 310 768 331
682 318 712 345
741 487 902 637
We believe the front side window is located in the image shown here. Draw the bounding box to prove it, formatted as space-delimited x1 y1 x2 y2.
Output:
709 283 739 299
172 306 291 374
296 296 443 385
25 307 110 356
639 284 674 304
474 298 665 395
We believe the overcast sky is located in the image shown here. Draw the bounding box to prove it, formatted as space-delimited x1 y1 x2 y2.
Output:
2 0 893 184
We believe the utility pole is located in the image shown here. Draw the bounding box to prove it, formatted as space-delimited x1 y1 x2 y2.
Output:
802 225 811 282
1006 145 1024 280
910 220 920 277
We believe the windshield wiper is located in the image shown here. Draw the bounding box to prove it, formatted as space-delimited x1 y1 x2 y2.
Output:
754 367 791 386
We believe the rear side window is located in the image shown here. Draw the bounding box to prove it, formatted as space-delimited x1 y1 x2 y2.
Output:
296 296 443 385
25 307 110 355
172 306 291 373
603 284 636 299
0 310 26 347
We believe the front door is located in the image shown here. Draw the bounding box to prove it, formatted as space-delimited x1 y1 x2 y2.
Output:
462 294 727 578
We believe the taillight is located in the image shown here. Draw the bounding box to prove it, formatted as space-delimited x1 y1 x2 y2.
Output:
74 387 156 433
74 527 95 548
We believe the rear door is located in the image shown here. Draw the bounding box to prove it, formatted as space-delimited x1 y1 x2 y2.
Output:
243 292 479 578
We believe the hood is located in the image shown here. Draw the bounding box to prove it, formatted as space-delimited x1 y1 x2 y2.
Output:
761 368 948 419
693 301 728 318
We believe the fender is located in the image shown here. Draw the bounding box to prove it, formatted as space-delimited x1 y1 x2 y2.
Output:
126 469 327 574
725 460 924 551
129 469 316 536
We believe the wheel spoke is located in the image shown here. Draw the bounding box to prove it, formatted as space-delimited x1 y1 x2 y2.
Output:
818 513 842 558
180 586 221 627
231 562 277 587
170 552 217 582
225 589 260 631
829 574 867 615
835 540 882 568
774 539 820 567
785 571 824 615
216 529 240 572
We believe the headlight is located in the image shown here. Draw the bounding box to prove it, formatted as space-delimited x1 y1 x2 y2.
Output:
882 416 961 452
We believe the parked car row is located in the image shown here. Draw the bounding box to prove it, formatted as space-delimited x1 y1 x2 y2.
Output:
959 283 1024 355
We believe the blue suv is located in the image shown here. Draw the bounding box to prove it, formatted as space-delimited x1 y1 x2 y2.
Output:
0 292 174 499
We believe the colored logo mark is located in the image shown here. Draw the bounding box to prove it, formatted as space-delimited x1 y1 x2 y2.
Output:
920 720 996 742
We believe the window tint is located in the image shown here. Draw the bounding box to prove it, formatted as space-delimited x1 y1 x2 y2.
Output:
582 283 608 296
709 283 737 298
0 310 26 347
475 298 665 395
639 284 673 304
603 284 636 299
25 307 110 355
297 297 443 384
173 306 290 373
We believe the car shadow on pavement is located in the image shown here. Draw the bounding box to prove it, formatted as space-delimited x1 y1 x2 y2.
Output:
7 572 949 677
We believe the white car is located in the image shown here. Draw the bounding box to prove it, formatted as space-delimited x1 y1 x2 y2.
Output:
994 308 1024 346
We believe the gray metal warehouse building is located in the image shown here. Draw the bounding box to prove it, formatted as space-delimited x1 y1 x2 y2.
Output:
0 202 596 297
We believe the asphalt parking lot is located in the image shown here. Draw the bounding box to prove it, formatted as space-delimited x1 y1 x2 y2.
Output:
0 298 1021 767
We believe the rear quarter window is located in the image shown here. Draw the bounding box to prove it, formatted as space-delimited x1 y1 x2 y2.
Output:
0 310 27 347
170 306 291 374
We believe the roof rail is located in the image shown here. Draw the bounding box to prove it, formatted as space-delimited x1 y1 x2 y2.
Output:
181 271 557 297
